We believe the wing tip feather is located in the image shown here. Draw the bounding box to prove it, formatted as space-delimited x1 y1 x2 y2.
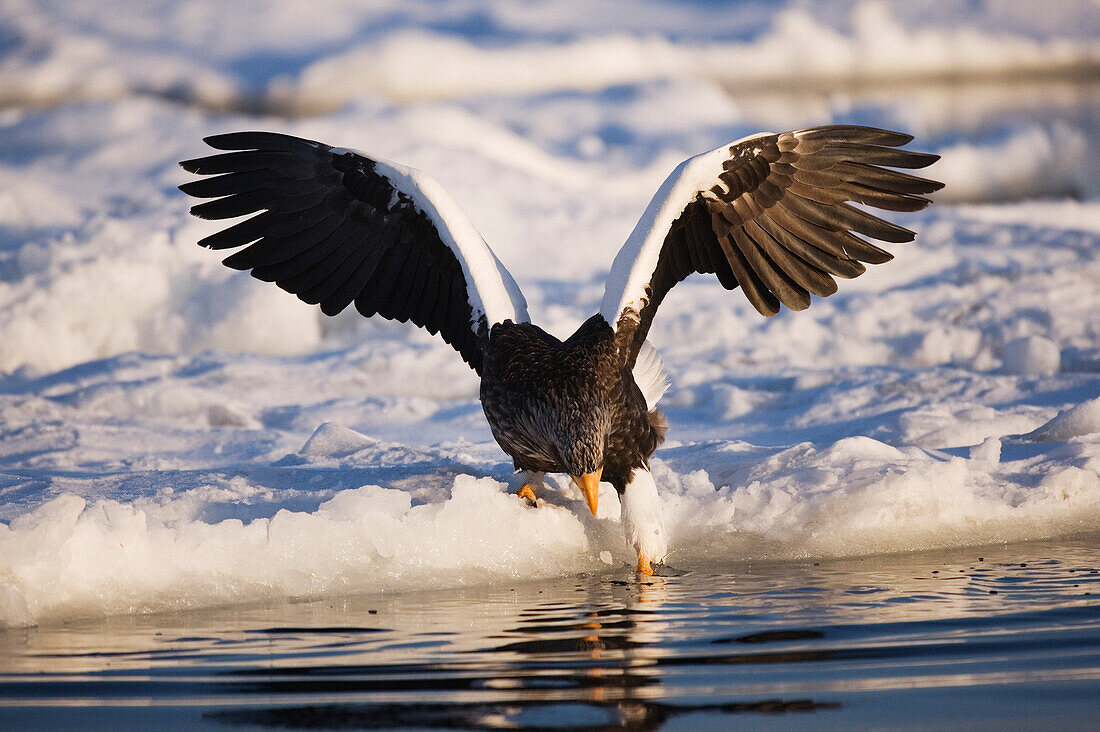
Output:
602 123 943 337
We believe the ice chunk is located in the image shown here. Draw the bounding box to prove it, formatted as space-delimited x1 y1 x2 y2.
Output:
969 437 1002 463
1024 397 1100 442
299 423 376 459
207 404 259 429
0 584 33 628
1002 336 1061 376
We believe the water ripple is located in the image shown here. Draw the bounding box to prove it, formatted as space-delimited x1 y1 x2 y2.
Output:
1 535 1098 729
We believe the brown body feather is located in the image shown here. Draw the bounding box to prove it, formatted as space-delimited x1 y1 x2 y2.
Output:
480 316 662 492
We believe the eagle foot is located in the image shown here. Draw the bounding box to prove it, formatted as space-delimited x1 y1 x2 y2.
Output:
517 484 538 506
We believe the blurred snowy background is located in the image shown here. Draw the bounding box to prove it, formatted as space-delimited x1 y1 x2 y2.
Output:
1 0 1098 625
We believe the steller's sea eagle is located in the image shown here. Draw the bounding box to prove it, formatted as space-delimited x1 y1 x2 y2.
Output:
179 125 941 574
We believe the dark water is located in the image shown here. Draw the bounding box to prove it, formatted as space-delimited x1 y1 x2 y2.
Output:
2 535 1099 731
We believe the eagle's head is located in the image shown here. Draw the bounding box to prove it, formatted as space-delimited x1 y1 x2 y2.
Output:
508 394 610 516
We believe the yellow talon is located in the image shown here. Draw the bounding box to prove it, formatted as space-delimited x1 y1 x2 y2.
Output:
517 484 537 503
637 554 655 576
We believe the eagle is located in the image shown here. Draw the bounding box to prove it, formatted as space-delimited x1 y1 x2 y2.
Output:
179 125 941 575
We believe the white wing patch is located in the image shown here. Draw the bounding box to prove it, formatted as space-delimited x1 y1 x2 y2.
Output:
631 340 670 411
600 132 772 329
335 147 530 329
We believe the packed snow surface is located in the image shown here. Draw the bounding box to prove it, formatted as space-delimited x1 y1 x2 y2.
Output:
1 0 1099 626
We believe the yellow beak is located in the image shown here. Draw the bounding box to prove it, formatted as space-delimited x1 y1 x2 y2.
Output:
569 468 603 515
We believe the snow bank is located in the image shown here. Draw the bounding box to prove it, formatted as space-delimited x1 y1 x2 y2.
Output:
3 426 1098 626
303 4 1100 106
0 476 594 625
931 124 1094 203
658 437 1100 559
4 2 1098 110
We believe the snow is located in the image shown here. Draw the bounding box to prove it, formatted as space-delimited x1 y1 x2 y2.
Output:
1002 336 1062 377
1 0 1099 627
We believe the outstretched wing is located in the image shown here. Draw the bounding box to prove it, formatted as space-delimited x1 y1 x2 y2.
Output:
600 125 942 366
179 131 529 373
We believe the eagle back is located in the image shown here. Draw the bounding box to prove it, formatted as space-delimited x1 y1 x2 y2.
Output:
480 316 620 474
